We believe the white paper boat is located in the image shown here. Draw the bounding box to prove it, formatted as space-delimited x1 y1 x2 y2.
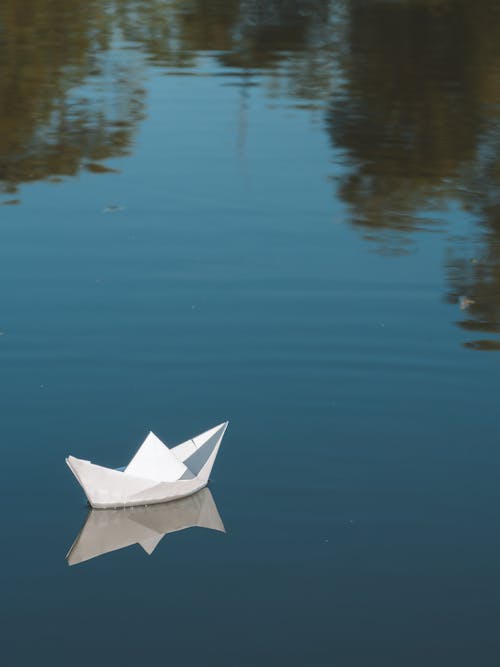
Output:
66 487 225 566
66 422 228 509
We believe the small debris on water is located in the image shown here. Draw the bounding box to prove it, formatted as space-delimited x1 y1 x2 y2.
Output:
102 205 125 213
459 295 475 310
1 199 21 206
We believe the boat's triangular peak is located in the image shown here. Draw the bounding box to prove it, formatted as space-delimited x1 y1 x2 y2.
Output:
66 422 228 509
173 421 228 481
125 431 188 482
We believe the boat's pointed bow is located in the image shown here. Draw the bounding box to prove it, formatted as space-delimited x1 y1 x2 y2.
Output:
182 420 229 482
66 455 93 505
66 454 86 476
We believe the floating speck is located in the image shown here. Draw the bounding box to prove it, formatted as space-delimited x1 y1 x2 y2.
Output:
102 204 125 213
459 295 475 310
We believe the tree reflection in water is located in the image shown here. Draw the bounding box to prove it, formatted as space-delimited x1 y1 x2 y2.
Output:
2 0 500 348
0 0 145 193
0 0 331 194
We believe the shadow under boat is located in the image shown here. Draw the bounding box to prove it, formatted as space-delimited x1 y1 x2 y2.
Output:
66 487 225 566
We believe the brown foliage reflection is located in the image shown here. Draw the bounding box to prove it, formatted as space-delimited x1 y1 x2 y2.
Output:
2 0 500 348
0 0 145 192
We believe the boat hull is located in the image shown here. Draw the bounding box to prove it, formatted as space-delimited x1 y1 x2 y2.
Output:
66 455 209 508
66 422 227 509
88 483 208 509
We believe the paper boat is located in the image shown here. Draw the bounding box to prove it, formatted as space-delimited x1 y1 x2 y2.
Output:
66 487 225 566
66 422 228 509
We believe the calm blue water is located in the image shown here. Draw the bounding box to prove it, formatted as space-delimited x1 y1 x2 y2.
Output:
1 1 500 665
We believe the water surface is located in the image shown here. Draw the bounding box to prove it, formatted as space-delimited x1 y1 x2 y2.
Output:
1 1 500 665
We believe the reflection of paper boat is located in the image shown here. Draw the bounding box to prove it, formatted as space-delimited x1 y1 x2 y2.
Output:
66 487 225 566
66 422 228 509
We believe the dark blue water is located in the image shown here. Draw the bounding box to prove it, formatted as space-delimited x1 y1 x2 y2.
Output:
1 1 500 665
